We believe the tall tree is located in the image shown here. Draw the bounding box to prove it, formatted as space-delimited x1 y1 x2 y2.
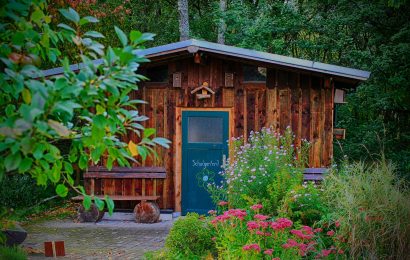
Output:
178 0 190 41
217 0 227 44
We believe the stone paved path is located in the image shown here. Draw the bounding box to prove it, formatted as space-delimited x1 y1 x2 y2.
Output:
22 213 174 260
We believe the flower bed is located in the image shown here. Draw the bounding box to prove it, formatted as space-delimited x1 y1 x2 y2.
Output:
146 130 410 260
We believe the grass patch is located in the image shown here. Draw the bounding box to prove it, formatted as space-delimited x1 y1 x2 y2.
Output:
323 160 410 259
0 246 27 260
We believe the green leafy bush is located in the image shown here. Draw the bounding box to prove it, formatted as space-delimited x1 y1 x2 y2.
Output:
0 246 27 260
0 175 55 210
322 160 410 259
0 0 169 215
208 127 308 213
163 213 215 259
280 181 328 226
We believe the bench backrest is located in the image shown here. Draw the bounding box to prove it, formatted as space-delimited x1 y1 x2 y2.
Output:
85 166 166 179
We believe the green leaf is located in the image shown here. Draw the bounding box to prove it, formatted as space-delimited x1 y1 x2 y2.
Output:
59 8 80 24
152 137 171 148
79 16 99 26
130 31 142 42
96 104 105 115
64 161 73 174
48 165 61 183
31 9 44 26
91 146 104 163
93 115 106 129
143 128 156 138
5 152 22 172
37 173 47 186
137 146 147 161
66 175 74 186
94 197 104 211
105 195 115 216
22 88 31 104
56 184 68 197
18 158 33 173
106 157 114 170
83 195 92 210
57 23 76 33
78 154 88 170
114 26 128 46
83 31 104 38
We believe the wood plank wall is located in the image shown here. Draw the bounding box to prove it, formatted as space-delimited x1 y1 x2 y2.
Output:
122 55 334 210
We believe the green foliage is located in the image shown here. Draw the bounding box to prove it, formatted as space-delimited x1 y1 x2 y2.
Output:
163 213 215 259
279 182 328 226
0 175 56 210
0 246 27 260
322 160 410 259
0 1 169 216
264 167 304 216
210 127 308 211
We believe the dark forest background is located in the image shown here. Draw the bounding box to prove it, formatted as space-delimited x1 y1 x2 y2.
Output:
49 0 410 177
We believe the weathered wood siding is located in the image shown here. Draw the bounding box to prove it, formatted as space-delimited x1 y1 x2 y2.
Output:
97 55 334 210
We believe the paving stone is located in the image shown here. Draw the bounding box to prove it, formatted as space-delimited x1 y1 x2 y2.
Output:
22 214 174 260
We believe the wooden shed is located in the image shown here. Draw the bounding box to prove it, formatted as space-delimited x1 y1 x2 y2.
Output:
44 39 370 215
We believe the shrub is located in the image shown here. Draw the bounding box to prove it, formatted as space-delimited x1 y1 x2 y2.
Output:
0 175 56 210
322 160 410 259
0 246 27 260
280 181 328 226
208 127 308 212
164 213 215 259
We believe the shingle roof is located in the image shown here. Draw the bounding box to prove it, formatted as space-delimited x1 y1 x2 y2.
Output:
43 39 371 81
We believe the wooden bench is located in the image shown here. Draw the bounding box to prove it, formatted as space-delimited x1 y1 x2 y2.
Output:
73 166 166 223
303 168 328 181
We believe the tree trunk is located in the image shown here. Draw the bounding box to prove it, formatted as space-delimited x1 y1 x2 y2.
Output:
77 203 105 223
134 201 160 223
178 0 190 41
217 0 227 44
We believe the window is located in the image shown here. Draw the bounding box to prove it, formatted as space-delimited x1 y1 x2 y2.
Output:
243 65 267 82
146 65 168 83
188 117 223 143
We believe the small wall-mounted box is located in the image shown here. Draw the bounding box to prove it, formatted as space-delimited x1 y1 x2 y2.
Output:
334 89 347 104
225 72 234 87
333 128 346 140
173 72 182 88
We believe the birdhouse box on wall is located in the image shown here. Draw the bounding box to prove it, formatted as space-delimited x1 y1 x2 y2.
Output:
225 72 234 87
191 82 215 100
173 72 182 88
334 89 347 104
333 128 346 139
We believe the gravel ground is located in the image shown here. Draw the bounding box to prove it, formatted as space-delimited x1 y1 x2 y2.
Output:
22 213 174 260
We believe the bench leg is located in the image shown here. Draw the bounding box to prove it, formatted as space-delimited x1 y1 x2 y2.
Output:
134 201 160 223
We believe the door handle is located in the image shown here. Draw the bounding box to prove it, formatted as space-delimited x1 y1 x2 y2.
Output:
222 154 227 168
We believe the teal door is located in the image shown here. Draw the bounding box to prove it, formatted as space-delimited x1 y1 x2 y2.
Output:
182 111 229 215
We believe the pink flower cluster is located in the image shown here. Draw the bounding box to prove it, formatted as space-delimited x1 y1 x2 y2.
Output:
250 204 263 210
282 239 316 256
211 209 248 224
290 226 314 240
263 248 274 255
218 201 228 206
242 243 261 252
271 218 293 230
254 214 269 221
210 208 344 259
